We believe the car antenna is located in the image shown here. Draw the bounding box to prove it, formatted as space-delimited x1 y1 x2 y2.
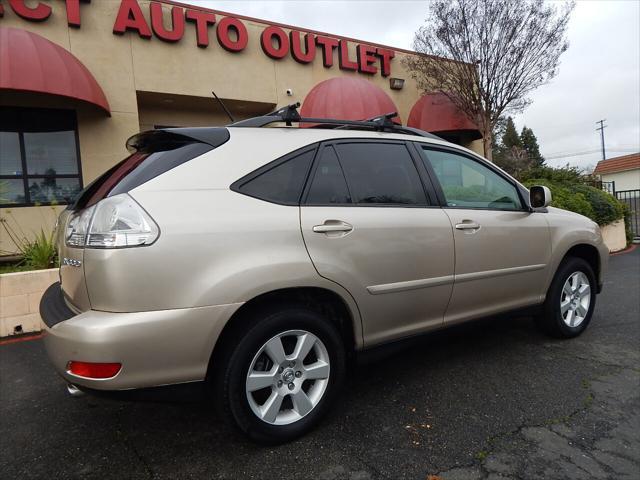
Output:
211 90 235 123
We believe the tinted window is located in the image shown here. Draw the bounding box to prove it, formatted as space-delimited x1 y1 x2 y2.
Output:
421 148 522 210
335 143 427 205
306 146 351 204
72 140 213 211
109 143 212 198
238 149 315 204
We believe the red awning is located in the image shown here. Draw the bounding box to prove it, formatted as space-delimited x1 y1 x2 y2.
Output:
0 27 110 114
408 93 480 138
301 77 401 124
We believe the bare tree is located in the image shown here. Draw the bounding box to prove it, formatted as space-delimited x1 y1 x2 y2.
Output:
405 0 573 160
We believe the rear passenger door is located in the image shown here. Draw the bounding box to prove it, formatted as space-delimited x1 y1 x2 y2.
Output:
300 140 455 346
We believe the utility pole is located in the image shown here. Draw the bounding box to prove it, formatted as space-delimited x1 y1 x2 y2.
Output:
596 119 607 160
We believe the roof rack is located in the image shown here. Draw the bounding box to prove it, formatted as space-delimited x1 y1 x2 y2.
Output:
228 102 442 140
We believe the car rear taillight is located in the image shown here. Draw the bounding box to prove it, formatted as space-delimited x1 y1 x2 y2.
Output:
86 194 159 248
65 193 159 249
67 361 122 379
65 205 96 247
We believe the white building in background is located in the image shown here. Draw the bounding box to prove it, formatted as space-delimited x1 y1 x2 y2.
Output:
593 153 640 193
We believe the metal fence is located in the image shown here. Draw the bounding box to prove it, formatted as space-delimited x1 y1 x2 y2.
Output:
615 189 640 239
600 181 616 195
586 179 616 195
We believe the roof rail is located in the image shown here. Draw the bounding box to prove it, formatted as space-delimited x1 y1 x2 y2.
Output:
228 103 443 140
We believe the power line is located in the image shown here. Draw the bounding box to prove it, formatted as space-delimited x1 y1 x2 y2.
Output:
544 146 638 156
544 148 636 160
542 144 639 157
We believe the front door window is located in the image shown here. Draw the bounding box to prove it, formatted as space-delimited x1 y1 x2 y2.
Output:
420 148 522 210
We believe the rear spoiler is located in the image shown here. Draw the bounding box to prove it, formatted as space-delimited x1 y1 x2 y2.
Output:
126 128 230 153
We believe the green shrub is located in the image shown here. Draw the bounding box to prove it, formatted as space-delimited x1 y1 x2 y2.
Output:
1 209 59 271
22 229 58 270
520 165 586 184
622 204 634 245
571 184 623 226
523 179 624 226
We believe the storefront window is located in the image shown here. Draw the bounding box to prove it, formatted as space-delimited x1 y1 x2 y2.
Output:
0 107 82 207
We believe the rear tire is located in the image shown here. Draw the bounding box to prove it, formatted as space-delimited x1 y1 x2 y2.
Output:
215 306 346 444
536 257 596 338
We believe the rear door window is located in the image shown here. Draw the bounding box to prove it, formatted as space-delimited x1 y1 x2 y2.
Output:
306 146 352 205
334 142 428 205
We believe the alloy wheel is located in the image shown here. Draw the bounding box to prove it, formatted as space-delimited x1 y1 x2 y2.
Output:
245 330 330 425
560 271 591 327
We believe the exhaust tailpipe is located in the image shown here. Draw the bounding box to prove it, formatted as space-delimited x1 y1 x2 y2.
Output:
66 383 85 397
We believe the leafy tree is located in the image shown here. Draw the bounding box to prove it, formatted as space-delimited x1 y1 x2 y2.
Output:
405 0 573 160
520 126 545 167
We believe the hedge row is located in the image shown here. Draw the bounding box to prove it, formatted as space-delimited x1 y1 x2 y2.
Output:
523 179 624 226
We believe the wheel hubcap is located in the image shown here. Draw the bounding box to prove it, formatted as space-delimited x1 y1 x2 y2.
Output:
245 330 330 425
560 271 591 327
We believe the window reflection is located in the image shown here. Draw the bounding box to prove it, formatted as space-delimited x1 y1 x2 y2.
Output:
28 177 81 204
0 107 82 206
0 179 26 205
24 131 78 175
0 132 22 175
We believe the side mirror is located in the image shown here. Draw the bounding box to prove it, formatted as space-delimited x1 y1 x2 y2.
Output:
530 185 552 208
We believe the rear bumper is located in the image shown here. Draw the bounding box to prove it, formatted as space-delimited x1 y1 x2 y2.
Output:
40 282 77 328
40 283 243 390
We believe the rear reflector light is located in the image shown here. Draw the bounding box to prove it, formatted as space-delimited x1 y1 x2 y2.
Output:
67 361 122 379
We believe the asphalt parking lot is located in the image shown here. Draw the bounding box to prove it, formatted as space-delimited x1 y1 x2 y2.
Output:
1 248 638 480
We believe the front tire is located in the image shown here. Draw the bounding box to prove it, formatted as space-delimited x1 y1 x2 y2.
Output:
217 306 346 444
537 257 597 338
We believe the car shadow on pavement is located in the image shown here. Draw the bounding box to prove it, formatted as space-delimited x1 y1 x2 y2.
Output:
4 294 635 480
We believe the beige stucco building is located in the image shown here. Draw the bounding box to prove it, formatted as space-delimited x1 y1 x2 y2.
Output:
0 0 482 255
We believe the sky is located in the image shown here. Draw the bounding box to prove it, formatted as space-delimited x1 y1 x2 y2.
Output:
197 0 640 170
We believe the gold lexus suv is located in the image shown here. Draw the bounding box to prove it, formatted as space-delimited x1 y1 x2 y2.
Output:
40 106 608 444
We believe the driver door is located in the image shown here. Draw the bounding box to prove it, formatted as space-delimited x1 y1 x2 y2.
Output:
416 145 552 324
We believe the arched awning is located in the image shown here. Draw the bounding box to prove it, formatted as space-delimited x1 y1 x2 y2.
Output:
0 27 110 115
408 93 480 139
301 77 401 125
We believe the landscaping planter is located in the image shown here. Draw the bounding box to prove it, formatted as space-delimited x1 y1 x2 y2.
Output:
601 219 627 253
0 268 57 337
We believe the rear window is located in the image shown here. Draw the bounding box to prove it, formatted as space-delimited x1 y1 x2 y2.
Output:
70 132 220 211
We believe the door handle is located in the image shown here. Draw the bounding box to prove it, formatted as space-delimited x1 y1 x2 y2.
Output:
312 221 353 234
455 221 481 231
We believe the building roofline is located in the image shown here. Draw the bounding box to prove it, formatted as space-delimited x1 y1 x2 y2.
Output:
593 152 640 175
159 0 445 59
